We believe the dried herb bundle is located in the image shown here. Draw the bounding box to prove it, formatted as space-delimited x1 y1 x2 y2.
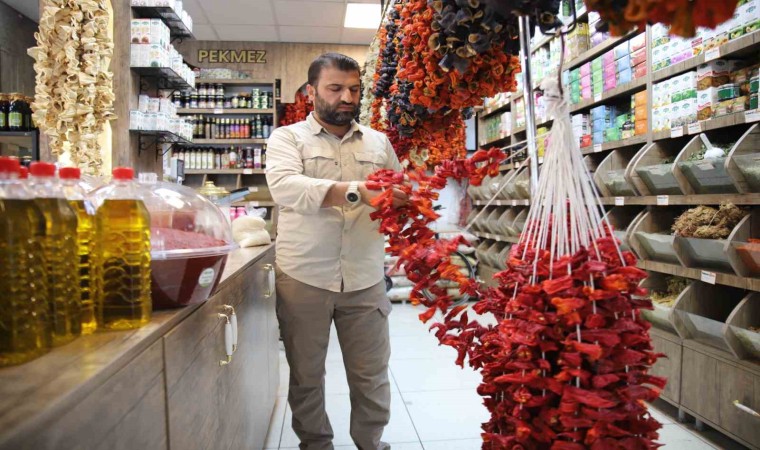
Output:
672 202 748 239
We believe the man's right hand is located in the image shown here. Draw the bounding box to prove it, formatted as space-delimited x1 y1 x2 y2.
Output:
359 182 409 209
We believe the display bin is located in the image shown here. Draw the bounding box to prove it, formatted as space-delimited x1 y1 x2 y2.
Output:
629 142 690 196
485 207 504 234
637 272 681 334
725 209 760 277
467 209 482 231
511 168 531 199
630 208 684 265
725 293 760 361
476 239 493 265
497 243 513 270
675 237 734 273
502 169 521 199
485 241 508 268
726 123 760 194
677 157 738 194
593 148 641 197
512 208 528 236
672 282 743 353
603 169 637 196
475 207 494 232
497 207 520 236
635 163 683 195
731 241 760 276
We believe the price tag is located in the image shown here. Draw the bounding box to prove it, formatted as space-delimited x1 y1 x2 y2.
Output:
656 195 669 206
213 108 223 114
249 201 260 207
704 47 721 62
243 168 253 175
745 109 760 123
511 200 518 206
687 122 702 134
248 186 259 192
594 93 602 102
700 270 717 285
696 162 715 171
615 196 625 206
593 144 603 153
670 127 684 138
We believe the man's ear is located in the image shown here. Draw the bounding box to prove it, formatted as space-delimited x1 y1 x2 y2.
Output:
306 84 316 103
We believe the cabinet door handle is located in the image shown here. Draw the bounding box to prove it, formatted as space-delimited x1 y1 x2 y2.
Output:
224 305 238 353
218 313 233 366
264 264 275 298
734 400 760 418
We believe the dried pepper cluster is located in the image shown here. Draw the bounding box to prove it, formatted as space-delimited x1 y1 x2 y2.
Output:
279 89 313 127
585 0 739 37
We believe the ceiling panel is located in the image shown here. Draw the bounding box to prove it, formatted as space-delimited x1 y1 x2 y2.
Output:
192 24 219 40
215 24 279 41
181 0 209 24
340 27 376 45
278 25 342 43
274 1 346 27
201 0 276 25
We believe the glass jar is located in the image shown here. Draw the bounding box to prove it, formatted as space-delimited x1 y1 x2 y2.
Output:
231 95 239 109
22 96 32 130
215 95 224 109
216 84 224 97
8 94 25 131
198 83 207 97
198 95 207 109
173 92 181 108
0 94 9 131
190 94 199 109
224 97 232 109
207 84 216 97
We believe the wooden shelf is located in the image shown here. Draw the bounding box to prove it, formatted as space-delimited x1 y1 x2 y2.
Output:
653 111 758 142
513 125 527 134
653 31 760 82
637 260 760 292
177 108 274 115
131 66 193 91
599 193 760 206
580 134 648 155
472 199 530 207
565 30 639 71
232 200 276 207
472 231 521 244
570 77 647 113
185 169 265 175
195 79 273 86
131 6 194 40
480 135 511 148
191 139 267 145
480 101 511 119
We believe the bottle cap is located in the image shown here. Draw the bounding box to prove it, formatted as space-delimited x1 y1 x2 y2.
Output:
59 167 81 179
19 166 28 179
0 156 21 173
112 167 134 180
29 161 56 177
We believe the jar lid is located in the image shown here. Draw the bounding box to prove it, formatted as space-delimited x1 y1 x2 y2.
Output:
112 167 134 180
30 161 55 177
0 156 20 173
59 167 81 179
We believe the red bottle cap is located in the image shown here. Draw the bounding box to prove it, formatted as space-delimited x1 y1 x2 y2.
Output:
112 167 134 180
0 156 21 173
29 161 56 177
59 167 81 180
19 167 28 179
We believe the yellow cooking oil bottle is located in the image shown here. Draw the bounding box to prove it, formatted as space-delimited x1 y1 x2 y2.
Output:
28 162 81 346
91 167 151 330
0 157 50 366
59 167 97 334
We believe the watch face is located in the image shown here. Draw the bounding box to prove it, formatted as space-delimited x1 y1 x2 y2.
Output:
347 192 359 203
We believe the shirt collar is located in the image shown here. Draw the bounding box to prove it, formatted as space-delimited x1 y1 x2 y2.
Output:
306 112 362 138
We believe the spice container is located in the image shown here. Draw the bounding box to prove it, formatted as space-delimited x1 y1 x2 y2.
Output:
484 208 502 234
635 164 683 195
138 174 236 309
731 241 760 276
673 282 741 353
637 274 685 334
725 293 760 361
677 236 734 273
601 169 636 196
718 83 740 101
677 157 737 194
634 232 680 264
731 153 760 192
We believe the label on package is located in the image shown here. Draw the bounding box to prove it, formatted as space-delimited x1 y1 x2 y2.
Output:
198 268 215 287
704 48 721 62
594 144 603 153
700 270 717 285
745 109 760 123
656 195 669 206
615 196 625 206
670 127 684 138
688 122 703 134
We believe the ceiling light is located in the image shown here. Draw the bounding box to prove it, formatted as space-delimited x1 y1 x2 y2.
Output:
344 3 381 29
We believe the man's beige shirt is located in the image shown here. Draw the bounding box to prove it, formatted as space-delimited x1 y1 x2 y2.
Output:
266 112 402 293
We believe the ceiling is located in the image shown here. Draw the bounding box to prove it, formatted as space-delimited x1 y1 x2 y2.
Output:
1 0 379 45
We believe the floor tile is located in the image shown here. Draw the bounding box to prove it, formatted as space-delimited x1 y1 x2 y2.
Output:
658 424 718 449
401 389 489 442
422 439 483 450
263 396 287 449
280 392 419 447
390 335 460 361
647 404 675 425
390 358 481 393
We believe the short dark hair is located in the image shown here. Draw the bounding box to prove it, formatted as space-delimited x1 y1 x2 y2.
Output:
308 53 361 87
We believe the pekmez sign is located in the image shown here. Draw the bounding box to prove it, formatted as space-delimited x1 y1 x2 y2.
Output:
198 49 267 64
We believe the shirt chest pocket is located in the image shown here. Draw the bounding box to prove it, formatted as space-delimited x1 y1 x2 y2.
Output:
302 147 340 180
353 151 386 179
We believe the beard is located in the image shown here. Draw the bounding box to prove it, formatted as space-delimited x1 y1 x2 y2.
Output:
314 94 358 126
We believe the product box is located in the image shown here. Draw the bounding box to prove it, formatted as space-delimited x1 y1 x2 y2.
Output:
697 60 732 89
697 87 720 120
634 104 647 121
591 57 603 72
715 99 733 117
614 42 629 60
631 47 647 68
603 64 616 80
618 68 632 84
634 91 648 108
582 85 592 100
741 0 760 33
593 130 604 145
634 62 648 79
635 118 648 135
129 110 144 130
591 31 608 47
580 134 592 148
690 35 704 57
593 82 604 97
602 50 616 67
629 33 647 52
581 74 591 88
651 23 670 48
751 93 758 110
604 76 617 91
580 62 591 78
616 56 631 73
605 127 621 142
569 68 581 82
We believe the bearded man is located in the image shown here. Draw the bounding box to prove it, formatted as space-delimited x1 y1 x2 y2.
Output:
266 53 408 450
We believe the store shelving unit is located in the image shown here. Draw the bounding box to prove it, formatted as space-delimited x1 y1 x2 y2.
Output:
191 138 268 145
131 6 194 41
177 108 275 115
0 130 39 161
473 18 760 447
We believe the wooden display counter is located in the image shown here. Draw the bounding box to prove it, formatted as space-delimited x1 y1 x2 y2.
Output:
0 245 278 450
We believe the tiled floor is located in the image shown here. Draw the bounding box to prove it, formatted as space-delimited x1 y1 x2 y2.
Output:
264 303 745 450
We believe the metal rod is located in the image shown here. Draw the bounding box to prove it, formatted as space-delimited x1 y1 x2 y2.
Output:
518 16 540 197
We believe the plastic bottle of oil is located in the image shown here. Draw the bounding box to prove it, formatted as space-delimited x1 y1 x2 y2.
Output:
91 167 151 330
0 157 50 366
60 167 97 335
28 162 81 346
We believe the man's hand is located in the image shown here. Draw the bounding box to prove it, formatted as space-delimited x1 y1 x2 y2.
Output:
359 182 409 209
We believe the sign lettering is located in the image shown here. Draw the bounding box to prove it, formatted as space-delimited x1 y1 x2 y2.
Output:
198 49 268 64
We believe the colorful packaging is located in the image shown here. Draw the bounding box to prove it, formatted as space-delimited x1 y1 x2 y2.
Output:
697 60 732 89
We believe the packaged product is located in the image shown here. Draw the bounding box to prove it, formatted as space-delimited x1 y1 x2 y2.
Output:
697 60 732 89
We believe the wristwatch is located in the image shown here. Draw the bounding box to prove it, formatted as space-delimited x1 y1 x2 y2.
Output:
345 181 361 205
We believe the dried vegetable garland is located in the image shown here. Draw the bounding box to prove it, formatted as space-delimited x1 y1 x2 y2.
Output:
28 0 115 174
279 89 314 127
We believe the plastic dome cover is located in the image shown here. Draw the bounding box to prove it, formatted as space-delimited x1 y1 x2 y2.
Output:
138 174 236 260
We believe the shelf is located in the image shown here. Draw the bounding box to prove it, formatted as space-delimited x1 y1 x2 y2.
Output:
570 77 647 113
581 134 648 154
480 135 511 148
131 6 194 40
472 199 530 207
191 139 267 145
0 130 38 147
653 111 758 142
131 66 193 91
513 125 527 134
652 31 760 83
637 260 760 293
565 29 640 71
129 129 190 145
184 169 266 175
599 193 760 206
195 78 273 86
480 101 511 119
232 200 276 207
177 108 275 115
472 231 521 244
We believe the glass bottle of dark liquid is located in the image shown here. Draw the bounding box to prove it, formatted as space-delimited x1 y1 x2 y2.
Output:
0 94 9 131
